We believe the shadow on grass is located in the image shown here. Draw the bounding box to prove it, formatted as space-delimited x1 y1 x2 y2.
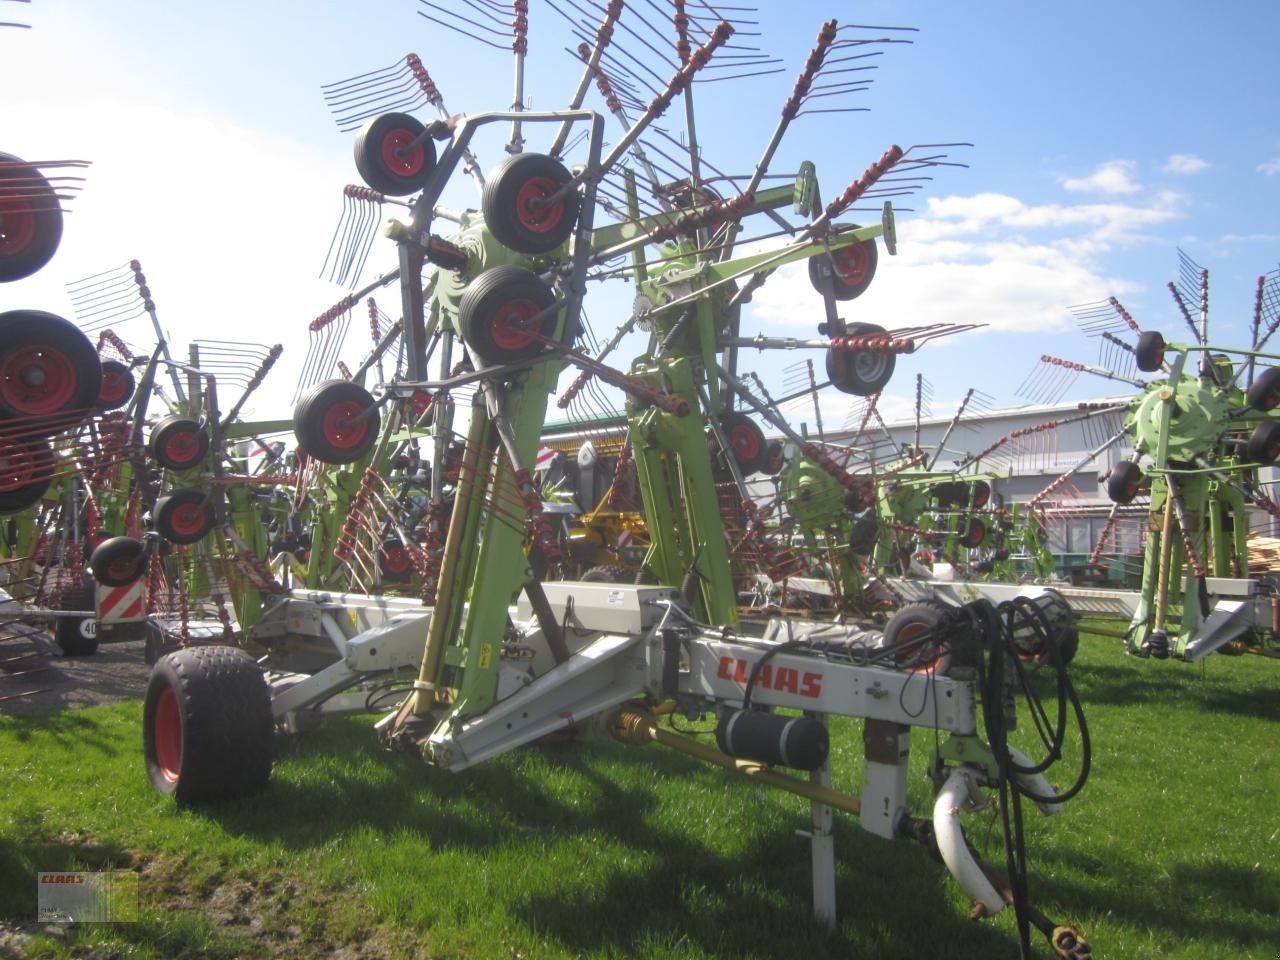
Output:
1037 846 1280 953
2 707 128 756
195 730 1016 960
1068 661 1280 720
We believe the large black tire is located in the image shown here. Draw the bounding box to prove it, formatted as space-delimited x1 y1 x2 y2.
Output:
153 488 215 545
54 580 98 657
143 645 273 804
721 411 767 475
808 229 878 301
293 380 380 465
0 152 64 282
581 563 634 584
0 310 101 431
353 112 436 197
879 600 952 674
1247 420 1280 465
148 415 209 471
95 359 135 411
826 322 895 396
1106 461 1144 505
89 535 148 586
482 153 579 255
1134 330 1166 373
1246 367 1280 412
458 265 560 367
0 435 53 513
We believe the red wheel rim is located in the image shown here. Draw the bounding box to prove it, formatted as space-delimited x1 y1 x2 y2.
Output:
380 128 425 177
154 687 182 783
0 197 37 256
963 520 986 548
489 298 542 352
107 554 142 581
971 483 990 509
382 544 411 574
162 427 203 467
729 423 762 461
99 369 129 405
168 500 210 538
0 344 77 416
896 620 945 673
832 243 870 288
0 438 40 491
410 390 433 418
514 175 565 234
320 400 370 449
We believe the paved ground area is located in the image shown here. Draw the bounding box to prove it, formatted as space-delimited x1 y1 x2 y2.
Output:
0 631 149 718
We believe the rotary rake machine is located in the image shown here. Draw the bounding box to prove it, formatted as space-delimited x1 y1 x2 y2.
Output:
913 252 1280 663
140 4 1090 955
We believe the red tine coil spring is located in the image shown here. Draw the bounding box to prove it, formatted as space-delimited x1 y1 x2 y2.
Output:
825 145 904 222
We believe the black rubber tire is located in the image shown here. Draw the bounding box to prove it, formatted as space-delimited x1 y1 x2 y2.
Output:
0 436 53 513
379 537 413 584
969 479 991 509
1107 461 1144 505
154 488 215 545
848 511 878 554
1135 330 1166 373
1246 420 1280 465
54 580 98 657
0 310 101 432
959 517 987 549
293 380 380 465
143 645 273 804
353 112 436 197
1246 366 1280 412
0 152 64 282
458 265 559 366
148 415 209 471
721 411 767 475
581 563 634 584
482 153 579 255
808 228 878 301
880 600 951 674
89 535 148 586
826 322 895 396
930 480 968 509
96 359 135 411
762 440 785 476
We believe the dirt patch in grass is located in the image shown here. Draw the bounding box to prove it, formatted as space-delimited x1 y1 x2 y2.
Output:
0 634 149 718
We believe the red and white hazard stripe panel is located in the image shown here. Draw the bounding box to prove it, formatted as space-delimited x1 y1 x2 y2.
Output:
534 446 559 471
96 578 146 623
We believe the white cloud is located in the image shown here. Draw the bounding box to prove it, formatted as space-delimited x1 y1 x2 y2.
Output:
1061 160 1141 195
1163 153 1208 174
746 189 1169 337
1258 158 1280 176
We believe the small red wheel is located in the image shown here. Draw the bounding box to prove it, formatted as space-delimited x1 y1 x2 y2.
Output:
483 153 579 254
0 153 64 281
0 435 53 513
0 310 101 431
720 411 767 475
379 538 413 583
96 359 135 410
293 380 380 465
826 322 896 396
153 488 215 545
458 266 560 366
960 517 987 549
148 416 209 471
88 536 148 585
808 228 878 301
353 112 436 197
880 601 951 674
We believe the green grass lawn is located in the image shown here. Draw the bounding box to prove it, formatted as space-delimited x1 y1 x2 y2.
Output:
1 633 1277 960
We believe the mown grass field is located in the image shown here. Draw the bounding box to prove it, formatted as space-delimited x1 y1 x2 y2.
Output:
1 632 1277 960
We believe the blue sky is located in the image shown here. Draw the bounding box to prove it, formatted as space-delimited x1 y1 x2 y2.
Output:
4 0 1278 430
